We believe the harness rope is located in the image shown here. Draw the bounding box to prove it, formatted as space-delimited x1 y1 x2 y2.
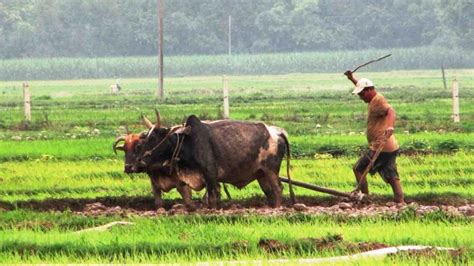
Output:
142 125 187 173
170 133 186 173
143 126 179 157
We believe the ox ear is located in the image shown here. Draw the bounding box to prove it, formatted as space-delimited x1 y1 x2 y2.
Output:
173 126 191 135
141 113 154 129
154 108 161 128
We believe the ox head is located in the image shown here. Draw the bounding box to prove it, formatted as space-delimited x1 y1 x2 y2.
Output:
113 132 148 174
133 110 191 173
112 110 162 174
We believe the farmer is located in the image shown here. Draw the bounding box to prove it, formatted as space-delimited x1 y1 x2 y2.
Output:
344 70 404 203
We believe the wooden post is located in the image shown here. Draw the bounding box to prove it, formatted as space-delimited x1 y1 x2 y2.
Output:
452 77 460 123
441 66 447 91
223 76 229 119
23 82 31 122
157 0 164 100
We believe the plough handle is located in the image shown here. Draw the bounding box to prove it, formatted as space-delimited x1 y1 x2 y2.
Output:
353 136 388 192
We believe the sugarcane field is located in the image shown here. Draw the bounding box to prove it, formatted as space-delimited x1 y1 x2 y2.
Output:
1 1 473 265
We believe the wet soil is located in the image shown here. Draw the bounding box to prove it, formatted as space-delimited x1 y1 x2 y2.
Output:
258 234 389 253
2 195 473 218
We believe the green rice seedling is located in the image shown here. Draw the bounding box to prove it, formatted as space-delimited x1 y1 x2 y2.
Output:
0 211 472 263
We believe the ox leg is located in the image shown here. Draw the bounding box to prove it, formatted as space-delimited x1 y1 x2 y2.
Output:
257 177 272 202
205 183 220 209
202 184 222 204
149 177 164 209
271 177 283 208
257 172 283 208
176 182 196 211
202 166 220 209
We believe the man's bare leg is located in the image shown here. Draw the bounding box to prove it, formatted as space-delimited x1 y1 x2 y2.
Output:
353 168 369 194
388 178 404 204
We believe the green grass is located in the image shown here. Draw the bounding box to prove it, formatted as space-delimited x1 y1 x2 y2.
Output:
1 70 473 134
1 153 472 204
0 132 472 162
1 69 473 263
0 211 472 264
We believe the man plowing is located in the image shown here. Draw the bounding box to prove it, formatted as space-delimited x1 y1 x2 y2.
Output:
344 70 405 204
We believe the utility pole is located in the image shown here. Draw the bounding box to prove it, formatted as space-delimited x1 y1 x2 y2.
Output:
228 15 232 56
223 15 232 119
157 0 164 100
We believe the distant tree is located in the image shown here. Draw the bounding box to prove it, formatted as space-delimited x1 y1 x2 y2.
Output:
0 0 472 59
0 0 35 58
432 0 474 49
254 1 294 52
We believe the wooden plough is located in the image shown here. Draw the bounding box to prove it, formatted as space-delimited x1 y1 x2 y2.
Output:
279 177 366 201
280 137 388 202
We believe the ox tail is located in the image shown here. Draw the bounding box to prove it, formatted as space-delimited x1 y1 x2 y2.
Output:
279 132 296 205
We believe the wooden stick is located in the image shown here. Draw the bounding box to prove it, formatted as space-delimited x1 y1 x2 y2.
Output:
353 137 387 192
223 76 229 119
279 177 353 198
352 54 391 73
452 78 460 123
23 82 31 122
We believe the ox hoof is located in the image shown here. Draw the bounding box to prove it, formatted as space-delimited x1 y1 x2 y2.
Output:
206 202 221 209
155 207 166 214
293 203 308 211
205 198 219 209
185 202 198 212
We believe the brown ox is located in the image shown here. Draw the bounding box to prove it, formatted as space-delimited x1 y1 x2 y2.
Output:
113 113 230 209
130 111 296 209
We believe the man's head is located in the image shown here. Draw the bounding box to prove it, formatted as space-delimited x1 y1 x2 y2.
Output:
352 78 373 94
352 78 376 103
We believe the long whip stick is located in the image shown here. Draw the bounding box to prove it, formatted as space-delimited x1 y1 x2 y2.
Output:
351 54 391 73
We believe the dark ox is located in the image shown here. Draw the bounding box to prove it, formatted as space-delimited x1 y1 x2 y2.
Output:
113 114 230 209
132 113 296 208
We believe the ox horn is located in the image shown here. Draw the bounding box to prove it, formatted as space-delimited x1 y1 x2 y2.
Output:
141 113 154 129
113 136 126 154
154 108 161 128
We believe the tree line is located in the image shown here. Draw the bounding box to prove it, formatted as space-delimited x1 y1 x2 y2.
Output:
0 0 472 59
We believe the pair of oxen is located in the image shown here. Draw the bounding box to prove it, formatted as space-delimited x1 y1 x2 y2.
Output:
113 111 296 210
